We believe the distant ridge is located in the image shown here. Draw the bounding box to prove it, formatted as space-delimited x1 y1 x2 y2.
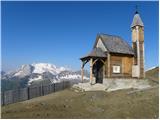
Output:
145 66 159 82
1 63 89 91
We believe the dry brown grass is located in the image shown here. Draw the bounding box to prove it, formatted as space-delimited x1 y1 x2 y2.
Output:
146 67 159 82
2 84 159 119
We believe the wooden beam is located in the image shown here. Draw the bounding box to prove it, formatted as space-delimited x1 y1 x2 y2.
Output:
90 58 93 84
81 63 84 83
93 59 98 65
93 58 105 66
82 59 89 68
81 59 89 83
100 59 105 64
107 53 111 77
103 64 105 79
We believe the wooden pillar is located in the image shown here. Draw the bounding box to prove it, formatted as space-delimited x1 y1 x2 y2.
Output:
81 62 84 83
90 58 93 84
103 63 105 79
100 59 106 79
107 53 111 77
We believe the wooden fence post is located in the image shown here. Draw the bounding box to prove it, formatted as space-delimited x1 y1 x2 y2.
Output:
53 83 55 92
63 80 64 89
49 84 51 93
12 90 14 104
27 87 30 100
41 84 44 96
1 91 4 105
16 87 21 102
54 83 55 92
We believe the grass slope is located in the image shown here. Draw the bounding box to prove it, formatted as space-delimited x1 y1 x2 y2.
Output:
145 67 159 82
2 86 159 119
2 67 159 119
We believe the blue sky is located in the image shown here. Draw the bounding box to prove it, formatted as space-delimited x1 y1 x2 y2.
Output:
2 1 159 71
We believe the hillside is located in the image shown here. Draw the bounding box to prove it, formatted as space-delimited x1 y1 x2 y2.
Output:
145 67 159 82
2 66 159 119
2 85 159 119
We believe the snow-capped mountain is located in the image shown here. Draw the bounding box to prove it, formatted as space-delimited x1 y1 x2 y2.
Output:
2 63 89 88
13 64 34 78
32 63 67 75
11 63 68 78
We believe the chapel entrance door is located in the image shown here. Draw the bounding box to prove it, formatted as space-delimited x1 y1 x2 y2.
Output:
95 60 103 83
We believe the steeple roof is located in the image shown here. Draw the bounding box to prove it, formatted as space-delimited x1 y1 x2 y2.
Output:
131 11 144 28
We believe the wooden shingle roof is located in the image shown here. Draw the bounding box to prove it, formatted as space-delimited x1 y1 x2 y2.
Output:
80 33 135 61
80 47 106 60
97 34 135 55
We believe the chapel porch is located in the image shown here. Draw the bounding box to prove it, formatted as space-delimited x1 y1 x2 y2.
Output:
80 48 108 84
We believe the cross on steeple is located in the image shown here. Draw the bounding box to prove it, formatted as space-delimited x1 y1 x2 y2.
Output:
135 5 138 14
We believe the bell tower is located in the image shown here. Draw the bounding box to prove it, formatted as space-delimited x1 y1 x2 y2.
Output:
131 10 145 78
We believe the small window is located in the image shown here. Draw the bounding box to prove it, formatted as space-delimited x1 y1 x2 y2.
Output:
113 65 120 73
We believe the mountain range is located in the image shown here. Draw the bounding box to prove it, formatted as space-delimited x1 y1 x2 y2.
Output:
1 63 89 91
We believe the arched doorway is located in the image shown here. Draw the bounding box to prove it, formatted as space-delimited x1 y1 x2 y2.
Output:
93 59 104 83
